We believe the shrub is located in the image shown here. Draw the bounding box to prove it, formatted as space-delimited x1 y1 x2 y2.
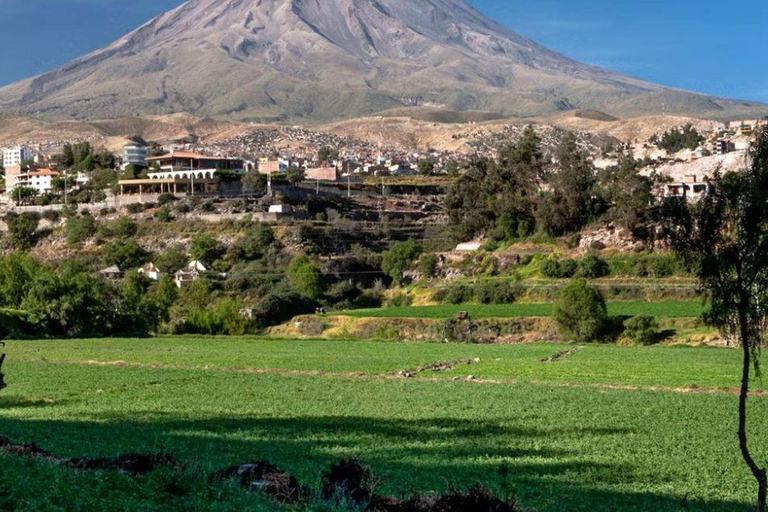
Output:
541 257 576 279
434 284 474 305
190 235 223 264
157 193 175 206
102 240 150 269
66 215 97 246
156 205 173 223
381 239 423 285
41 210 61 223
386 291 413 307
256 291 317 327
576 254 610 279
100 217 137 239
5 212 40 250
474 281 520 304
624 315 660 345
418 253 439 279
125 203 145 214
553 278 608 343
287 256 325 299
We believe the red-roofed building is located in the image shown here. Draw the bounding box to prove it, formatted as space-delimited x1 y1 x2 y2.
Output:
15 168 60 194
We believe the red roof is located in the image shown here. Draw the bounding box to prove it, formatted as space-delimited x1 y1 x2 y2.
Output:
26 168 60 177
146 151 230 161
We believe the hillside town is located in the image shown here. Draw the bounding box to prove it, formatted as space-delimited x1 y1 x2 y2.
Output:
1 118 764 207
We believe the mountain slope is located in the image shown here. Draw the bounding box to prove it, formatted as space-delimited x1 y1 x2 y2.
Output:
0 0 764 122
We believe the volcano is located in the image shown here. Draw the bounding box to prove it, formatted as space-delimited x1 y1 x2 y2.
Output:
0 0 764 122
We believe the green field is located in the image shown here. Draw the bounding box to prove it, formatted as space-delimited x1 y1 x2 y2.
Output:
1 337 766 511
342 301 706 319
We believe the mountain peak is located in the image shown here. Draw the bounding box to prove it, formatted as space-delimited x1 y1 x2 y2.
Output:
0 0 765 122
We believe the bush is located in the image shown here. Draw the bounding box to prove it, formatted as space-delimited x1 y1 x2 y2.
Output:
576 254 610 279
41 210 61 223
418 253 439 279
156 205 173 222
66 215 97 246
381 239 423 285
5 212 40 250
474 281 520 304
541 257 576 279
287 256 325 299
157 193 175 206
102 240 150 269
125 203 145 214
190 235 223 264
624 315 660 345
553 278 608 343
434 284 474 305
100 217 137 239
255 291 317 327
386 292 413 307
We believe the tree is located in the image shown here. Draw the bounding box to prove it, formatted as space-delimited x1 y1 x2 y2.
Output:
552 278 608 343
418 158 435 176
102 240 150 270
318 147 340 164
0 253 40 308
155 245 188 273
446 160 460 176
288 167 306 187
5 212 40 251
536 133 602 236
190 235 222 264
656 124 705 153
287 256 325 299
381 239 423 285
599 152 656 234
446 126 543 240
242 170 267 194
66 215 97 246
232 223 276 261
661 127 768 511
11 187 37 205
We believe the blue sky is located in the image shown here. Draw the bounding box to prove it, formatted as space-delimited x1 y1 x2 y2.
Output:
0 0 766 101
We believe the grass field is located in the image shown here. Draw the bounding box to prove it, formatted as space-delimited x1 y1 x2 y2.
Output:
1 337 766 511
342 301 706 319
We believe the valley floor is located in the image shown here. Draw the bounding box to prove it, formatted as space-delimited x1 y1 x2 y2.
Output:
0 338 765 510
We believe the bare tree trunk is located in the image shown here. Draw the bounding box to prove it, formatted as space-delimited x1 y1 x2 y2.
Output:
0 353 6 393
738 314 767 512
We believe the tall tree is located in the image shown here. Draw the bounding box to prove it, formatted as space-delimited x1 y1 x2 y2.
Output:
662 127 768 511
446 125 543 239
537 133 602 236
599 152 656 234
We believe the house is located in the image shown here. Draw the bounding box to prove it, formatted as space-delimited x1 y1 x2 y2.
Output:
138 263 162 281
258 159 289 174
173 261 208 288
715 138 736 155
305 166 339 181
99 265 124 280
14 168 60 195
664 175 712 201
122 144 149 168
117 150 246 196
269 204 293 214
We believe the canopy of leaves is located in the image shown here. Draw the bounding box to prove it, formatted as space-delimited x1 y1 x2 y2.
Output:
553 278 608 343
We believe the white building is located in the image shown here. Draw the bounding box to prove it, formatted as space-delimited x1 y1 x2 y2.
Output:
2 147 32 168
15 168 60 195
